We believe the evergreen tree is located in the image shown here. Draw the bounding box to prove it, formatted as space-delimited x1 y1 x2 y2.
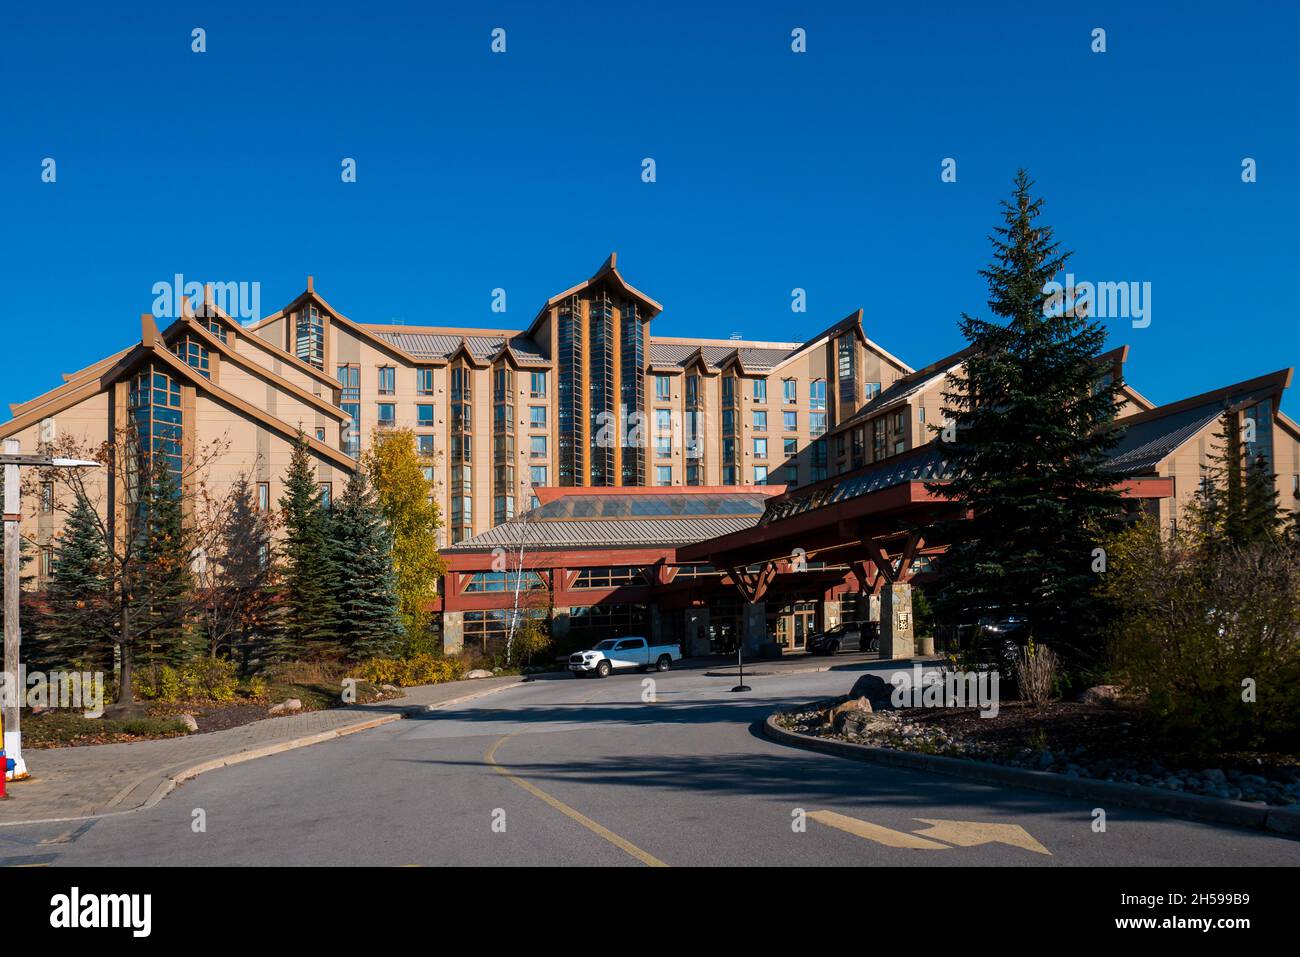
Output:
278 430 340 659
1243 452 1282 543
929 170 1126 663
40 494 114 671
328 469 404 660
1189 412 1282 549
131 458 196 666
197 476 282 671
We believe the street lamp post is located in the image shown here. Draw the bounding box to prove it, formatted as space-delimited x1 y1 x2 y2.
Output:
2 439 100 780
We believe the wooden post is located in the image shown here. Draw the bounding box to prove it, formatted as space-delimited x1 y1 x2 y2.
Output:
2 438 24 777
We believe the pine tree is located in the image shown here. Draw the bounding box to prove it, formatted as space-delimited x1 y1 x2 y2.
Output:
131 457 196 667
929 170 1126 663
1189 412 1282 549
40 494 114 671
278 431 340 659
197 476 282 671
328 469 404 660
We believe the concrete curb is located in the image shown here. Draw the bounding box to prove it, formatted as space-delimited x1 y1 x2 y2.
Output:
763 710 1300 838
0 677 529 828
703 655 939 680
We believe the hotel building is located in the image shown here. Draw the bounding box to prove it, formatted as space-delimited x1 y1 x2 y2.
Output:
3 256 1298 657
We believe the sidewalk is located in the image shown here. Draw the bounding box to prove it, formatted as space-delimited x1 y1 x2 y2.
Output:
682 650 934 678
0 675 524 826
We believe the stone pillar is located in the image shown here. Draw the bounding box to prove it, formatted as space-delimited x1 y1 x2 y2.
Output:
822 599 841 631
441 611 464 655
867 593 881 625
741 601 768 655
878 583 914 659
683 607 711 657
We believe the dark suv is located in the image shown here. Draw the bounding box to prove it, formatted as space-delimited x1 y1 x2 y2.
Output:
808 620 879 655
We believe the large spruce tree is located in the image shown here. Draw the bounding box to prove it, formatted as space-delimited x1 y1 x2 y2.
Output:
41 494 115 670
278 431 340 659
930 170 1126 662
328 468 404 660
1190 411 1283 549
131 458 196 667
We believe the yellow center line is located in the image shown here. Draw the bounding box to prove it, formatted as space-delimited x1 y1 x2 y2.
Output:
484 734 668 868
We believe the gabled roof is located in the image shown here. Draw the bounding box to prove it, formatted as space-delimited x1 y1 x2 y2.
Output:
829 346 973 436
367 330 549 365
1104 368 1294 476
161 317 349 422
526 253 664 335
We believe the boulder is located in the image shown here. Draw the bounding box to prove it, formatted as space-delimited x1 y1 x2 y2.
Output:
381 683 400 692
828 696 873 721
848 673 897 710
268 698 302 715
837 709 893 735
179 713 199 732
464 669 494 679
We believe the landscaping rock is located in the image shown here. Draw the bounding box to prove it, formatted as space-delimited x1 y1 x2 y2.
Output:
464 669 494 679
848 673 897 710
381 684 400 692
179 713 199 732
828 696 873 722
269 698 302 715
1203 768 1227 784
1037 750 1055 769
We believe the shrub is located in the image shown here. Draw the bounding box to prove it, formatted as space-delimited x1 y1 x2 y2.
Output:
512 618 552 667
1101 520 1300 750
135 658 240 702
1014 641 1060 707
354 653 463 687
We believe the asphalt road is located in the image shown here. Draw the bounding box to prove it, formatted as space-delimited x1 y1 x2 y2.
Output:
2 663 1296 866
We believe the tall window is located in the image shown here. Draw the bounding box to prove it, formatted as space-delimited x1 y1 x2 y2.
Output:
530 371 548 398
417 404 434 427
171 337 210 378
753 409 767 431
530 465 548 487
783 410 798 432
810 379 827 411
529 406 547 429
377 366 395 395
296 304 325 368
377 403 395 427
753 465 769 485
655 375 671 401
557 295 584 485
837 334 856 410
783 378 797 404
337 364 361 457
753 438 768 458
656 465 672 486
753 378 767 402
257 482 270 511
128 366 183 494
417 368 435 395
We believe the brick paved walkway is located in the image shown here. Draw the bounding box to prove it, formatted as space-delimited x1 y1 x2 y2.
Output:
0 676 523 825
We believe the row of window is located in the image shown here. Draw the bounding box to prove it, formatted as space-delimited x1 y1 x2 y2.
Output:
653 374 882 406
367 366 549 399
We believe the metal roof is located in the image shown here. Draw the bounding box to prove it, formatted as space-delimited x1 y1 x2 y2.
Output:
370 331 549 364
647 342 796 371
445 491 772 551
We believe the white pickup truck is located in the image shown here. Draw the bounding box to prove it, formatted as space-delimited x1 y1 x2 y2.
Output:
569 637 682 678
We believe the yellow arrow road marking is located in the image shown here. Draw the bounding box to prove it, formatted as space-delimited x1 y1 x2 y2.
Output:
911 819 1052 856
485 735 668 867
808 810 949 849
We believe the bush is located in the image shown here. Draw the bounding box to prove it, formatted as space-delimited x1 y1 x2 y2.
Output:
354 653 463 687
136 658 240 703
1101 520 1300 750
1014 641 1060 707
512 618 552 667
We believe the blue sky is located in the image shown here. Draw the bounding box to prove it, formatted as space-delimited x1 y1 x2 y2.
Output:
2 1 1297 415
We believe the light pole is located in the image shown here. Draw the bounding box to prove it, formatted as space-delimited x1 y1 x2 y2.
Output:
2 439 100 780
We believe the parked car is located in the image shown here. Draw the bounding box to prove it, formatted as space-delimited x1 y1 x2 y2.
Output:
569 637 683 678
808 620 879 655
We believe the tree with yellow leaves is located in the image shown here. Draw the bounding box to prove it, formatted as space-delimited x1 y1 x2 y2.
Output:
363 428 447 651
